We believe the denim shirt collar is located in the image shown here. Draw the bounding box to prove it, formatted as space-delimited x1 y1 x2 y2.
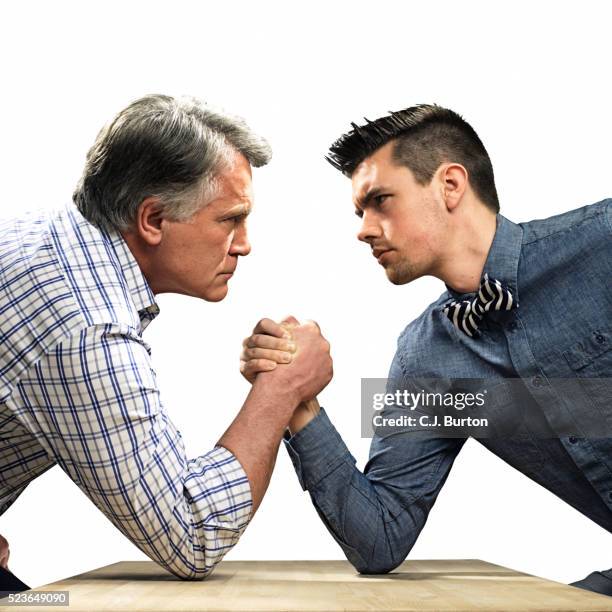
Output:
444 214 524 302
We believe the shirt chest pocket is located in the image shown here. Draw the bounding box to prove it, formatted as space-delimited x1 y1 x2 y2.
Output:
564 327 612 375
563 327 612 436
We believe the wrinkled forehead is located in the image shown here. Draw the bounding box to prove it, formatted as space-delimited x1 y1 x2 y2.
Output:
200 162 254 218
217 156 254 197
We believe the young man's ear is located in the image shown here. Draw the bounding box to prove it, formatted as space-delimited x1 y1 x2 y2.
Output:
440 163 468 212
135 197 165 246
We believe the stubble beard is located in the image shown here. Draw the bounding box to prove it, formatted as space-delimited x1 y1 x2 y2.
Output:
385 256 418 285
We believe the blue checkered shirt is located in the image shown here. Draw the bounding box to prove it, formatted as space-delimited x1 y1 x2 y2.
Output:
0 203 252 579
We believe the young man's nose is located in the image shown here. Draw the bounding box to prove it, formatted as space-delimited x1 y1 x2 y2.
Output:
357 214 382 243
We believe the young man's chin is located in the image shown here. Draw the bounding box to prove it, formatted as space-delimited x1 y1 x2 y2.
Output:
385 263 419 286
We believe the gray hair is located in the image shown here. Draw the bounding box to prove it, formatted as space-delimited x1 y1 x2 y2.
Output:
73 94 272 232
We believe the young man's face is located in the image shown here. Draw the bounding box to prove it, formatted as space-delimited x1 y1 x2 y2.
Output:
351 140 446 285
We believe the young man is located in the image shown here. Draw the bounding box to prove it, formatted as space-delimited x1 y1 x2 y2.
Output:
0 94 333 591
241 105 612 596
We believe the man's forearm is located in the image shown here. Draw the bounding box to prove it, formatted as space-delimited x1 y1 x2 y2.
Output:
283 408 411 573
284 409 466 574
288 398 320 434
217 376 300 513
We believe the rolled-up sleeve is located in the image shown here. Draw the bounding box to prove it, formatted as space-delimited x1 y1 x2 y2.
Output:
9 323 252 579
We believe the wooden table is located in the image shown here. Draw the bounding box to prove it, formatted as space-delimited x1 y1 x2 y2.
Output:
2 560 612 611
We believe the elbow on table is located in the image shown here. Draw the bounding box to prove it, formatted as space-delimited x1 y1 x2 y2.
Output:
155 524 246 580
353 556 404 576
348 537 414 575
162 560 215 581
157 520 245 580
159 546 227 581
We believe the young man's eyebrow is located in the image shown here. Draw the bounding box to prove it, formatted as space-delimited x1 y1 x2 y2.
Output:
355 186 387 208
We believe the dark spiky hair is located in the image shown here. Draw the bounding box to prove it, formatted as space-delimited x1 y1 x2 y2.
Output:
326 104 500 213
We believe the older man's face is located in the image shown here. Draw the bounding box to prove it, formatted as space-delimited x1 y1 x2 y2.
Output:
155 151 253 301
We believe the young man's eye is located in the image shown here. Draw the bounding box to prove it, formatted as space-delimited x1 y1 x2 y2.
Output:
374 195 389 206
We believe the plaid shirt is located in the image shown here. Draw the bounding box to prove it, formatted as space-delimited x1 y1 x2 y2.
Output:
0 203 252 579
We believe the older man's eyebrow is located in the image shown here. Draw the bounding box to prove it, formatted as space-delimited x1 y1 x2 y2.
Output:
224 203 252 217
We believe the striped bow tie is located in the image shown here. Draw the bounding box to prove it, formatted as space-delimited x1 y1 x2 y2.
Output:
443 273 518 338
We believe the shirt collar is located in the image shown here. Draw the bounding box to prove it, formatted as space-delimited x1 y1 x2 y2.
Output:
101 226 160 330
444 214 523 302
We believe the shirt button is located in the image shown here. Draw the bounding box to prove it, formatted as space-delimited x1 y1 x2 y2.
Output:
568 436 578 444
507 321 518 331
532 375 544 387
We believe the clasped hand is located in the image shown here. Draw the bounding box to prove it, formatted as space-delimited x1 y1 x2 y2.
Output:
240 316 330 431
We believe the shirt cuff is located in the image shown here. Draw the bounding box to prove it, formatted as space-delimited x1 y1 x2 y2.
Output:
283 407 355 491
206 445 253 530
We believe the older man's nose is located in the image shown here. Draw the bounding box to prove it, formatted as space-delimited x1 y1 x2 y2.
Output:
231 226 251 256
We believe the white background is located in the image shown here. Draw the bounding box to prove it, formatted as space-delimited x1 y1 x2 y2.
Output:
1 0 611 591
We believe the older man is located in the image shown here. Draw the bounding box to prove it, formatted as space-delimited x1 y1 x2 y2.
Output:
0 94 332 591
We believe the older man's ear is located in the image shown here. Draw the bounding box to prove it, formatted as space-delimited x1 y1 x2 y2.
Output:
132 197 165 247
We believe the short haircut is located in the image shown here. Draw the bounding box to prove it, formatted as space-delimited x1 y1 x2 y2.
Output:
326 104 500 213
73 94 272 232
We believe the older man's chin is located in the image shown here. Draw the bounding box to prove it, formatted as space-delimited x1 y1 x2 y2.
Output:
199 278 232 302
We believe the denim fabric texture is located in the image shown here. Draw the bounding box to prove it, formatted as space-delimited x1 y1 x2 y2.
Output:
284 199 612 576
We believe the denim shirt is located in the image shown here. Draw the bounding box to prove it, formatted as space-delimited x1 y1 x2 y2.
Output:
284 199 612 574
